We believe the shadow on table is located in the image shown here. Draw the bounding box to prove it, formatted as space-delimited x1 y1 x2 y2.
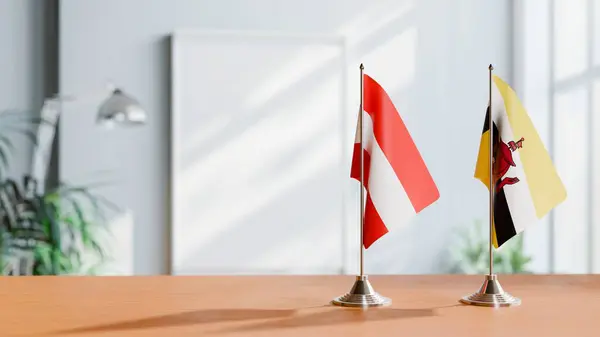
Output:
212 306 441 334
51 304 457 335
51 308 298 335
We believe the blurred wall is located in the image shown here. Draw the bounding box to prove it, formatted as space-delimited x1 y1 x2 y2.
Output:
515 0 600 274
0 0 56 180
59 0 513 275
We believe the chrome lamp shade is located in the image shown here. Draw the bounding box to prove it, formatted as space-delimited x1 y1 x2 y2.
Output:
96 89 147 127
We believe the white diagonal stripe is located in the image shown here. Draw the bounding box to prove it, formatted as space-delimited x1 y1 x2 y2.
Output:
492 82 538 234
357 112 416 232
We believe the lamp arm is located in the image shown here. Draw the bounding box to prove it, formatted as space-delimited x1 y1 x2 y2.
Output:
47 81 116 105
31 81 116 190
29 100 59 192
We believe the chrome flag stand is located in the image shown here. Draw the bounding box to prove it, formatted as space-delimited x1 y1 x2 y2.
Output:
331 64 391 308
460 64 521 307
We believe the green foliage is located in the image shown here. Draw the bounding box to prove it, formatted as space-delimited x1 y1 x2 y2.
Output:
0 179 119 275
40 183 118 275
448 219 533 274
0 109 118 275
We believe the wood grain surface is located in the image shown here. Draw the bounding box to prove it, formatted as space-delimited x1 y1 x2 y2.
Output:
0 275 598 336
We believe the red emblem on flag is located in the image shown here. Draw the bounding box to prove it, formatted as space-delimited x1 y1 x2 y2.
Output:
494 136 525 190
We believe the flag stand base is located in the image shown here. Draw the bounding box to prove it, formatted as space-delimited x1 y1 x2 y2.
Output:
460 274 521 307
331 275 391 308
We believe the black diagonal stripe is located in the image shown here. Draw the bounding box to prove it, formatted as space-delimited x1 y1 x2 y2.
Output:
482 106 516 246
482 106 491 133
494 188 517 247
481 106 500 136
482 107 500 162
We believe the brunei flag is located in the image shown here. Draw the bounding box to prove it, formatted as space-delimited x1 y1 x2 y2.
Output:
474 75 567 248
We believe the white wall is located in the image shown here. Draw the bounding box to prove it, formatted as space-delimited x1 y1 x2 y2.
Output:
59 0 513 275
515 0 600 274
0 0 50 179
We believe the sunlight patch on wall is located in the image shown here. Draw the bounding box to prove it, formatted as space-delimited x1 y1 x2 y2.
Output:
337 0 413 46
175 76 343 271
552 87 589 273
361 26 418 95
243 43 343 111
553 0 587 81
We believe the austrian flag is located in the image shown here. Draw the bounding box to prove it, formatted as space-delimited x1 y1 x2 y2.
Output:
351 74 440 248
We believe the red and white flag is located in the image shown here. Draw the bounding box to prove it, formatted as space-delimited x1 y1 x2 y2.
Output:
351 74 439 248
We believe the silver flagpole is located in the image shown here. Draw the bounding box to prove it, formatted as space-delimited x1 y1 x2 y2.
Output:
360 63 365 277
332 64 390 308
488 63 494 278
460 64 521 307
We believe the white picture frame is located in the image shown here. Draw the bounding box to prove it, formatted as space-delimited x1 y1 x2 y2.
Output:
170 30 353 275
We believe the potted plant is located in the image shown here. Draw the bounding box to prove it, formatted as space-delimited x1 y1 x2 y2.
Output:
0 109 118 275
448 219 532 274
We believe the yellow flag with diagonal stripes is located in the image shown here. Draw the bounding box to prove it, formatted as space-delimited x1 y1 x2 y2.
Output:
474 75 567 248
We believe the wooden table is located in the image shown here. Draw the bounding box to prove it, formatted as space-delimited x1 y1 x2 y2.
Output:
1 275 598 336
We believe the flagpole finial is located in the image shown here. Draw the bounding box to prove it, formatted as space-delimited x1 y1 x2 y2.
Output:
360 63 364 70
489 64 494 71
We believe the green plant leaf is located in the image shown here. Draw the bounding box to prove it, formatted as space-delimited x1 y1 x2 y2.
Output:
34 243 53 272
37 197 62 274
0 126 38 146
0 149 8 173
0 138 14 179
0 135 15 153
0 171 116 275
